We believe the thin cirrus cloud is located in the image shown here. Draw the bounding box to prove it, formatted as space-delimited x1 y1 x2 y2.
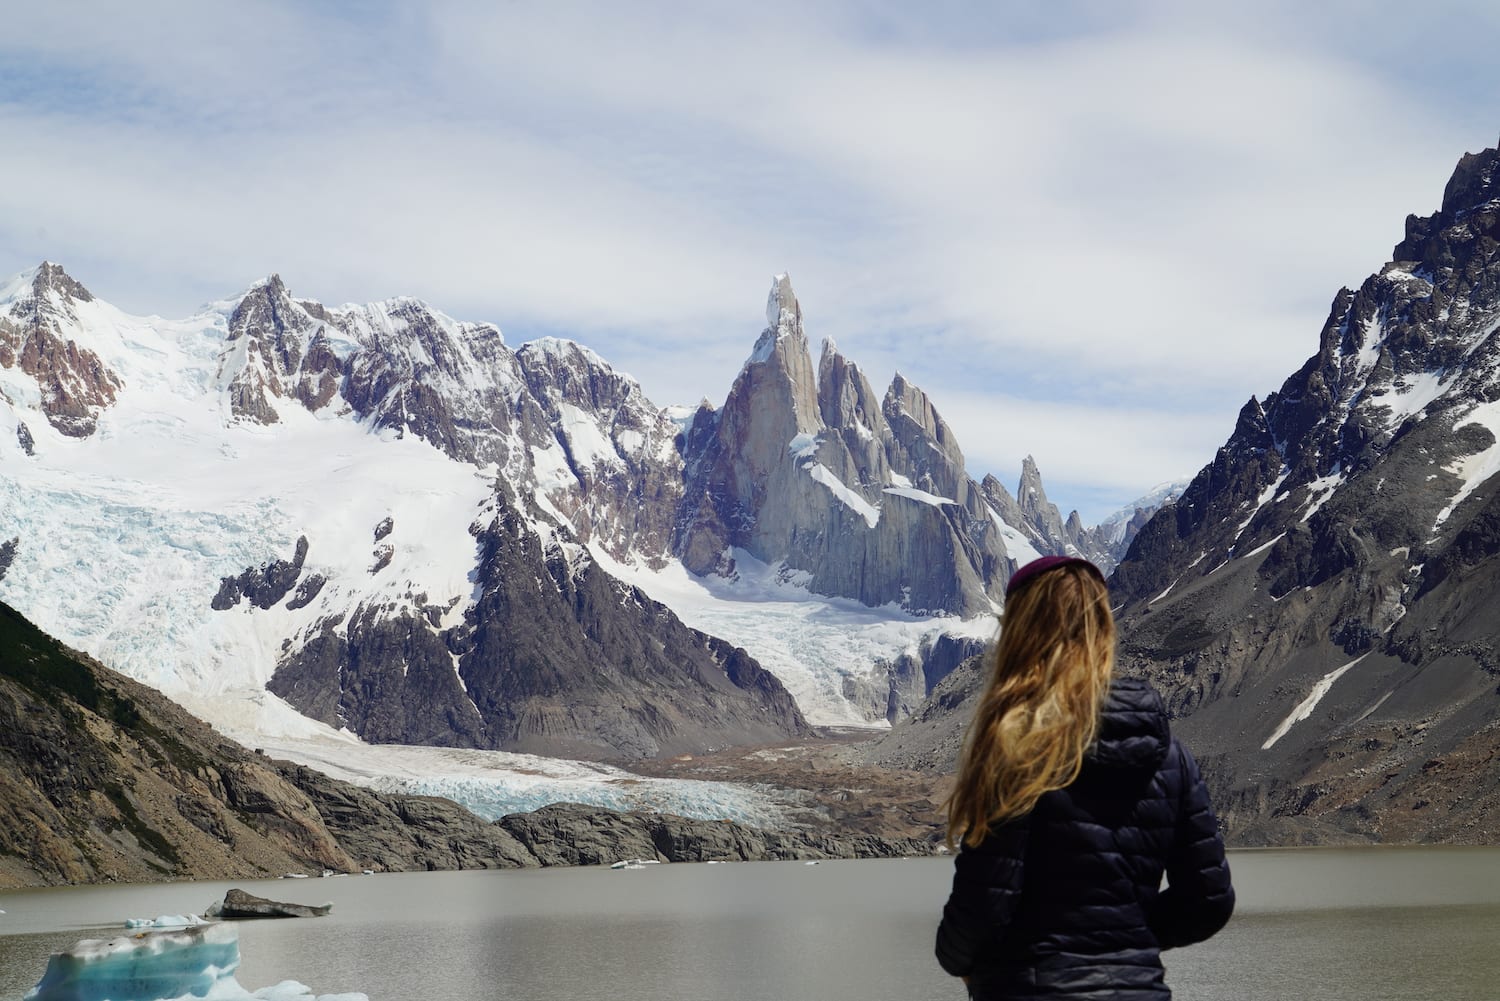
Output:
0 2 1490 521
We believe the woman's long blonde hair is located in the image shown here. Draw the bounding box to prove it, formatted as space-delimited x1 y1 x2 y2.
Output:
945 562 1116 848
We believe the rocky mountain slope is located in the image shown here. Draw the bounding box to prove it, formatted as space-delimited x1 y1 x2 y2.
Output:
0 599 931 888
870 140 1500 846
1105 140 1500 844
877 140 1500 845
0 597 531 887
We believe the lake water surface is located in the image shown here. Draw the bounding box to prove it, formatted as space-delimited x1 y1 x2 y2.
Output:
2 848 1497 1000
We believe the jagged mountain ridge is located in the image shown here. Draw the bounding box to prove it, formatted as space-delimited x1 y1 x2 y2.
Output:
0 261 1141 757
1103 139 1500 842
674 276 1146 616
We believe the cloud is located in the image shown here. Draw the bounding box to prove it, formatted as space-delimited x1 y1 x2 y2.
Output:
0 2 1492 519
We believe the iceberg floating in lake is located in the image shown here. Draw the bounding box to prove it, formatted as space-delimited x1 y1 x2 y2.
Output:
123 915 204 929
24 922 367 1001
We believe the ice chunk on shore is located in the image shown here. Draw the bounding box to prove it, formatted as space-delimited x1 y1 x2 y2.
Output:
24 922 367 1001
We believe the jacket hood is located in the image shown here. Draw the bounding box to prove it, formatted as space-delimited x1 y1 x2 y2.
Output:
1089 676 1171 772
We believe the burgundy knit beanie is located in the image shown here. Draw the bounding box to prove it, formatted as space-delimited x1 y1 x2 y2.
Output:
1005 555 1104 599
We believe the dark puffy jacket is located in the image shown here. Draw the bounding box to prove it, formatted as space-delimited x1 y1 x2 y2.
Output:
935 677 1234 999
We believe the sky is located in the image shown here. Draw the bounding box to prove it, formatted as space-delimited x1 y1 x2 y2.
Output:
2 1 1497 523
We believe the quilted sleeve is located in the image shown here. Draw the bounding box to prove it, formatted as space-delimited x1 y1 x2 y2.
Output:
934 817 1029 977
1149 738 1235 949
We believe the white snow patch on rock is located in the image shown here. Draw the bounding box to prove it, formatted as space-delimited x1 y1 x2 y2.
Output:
1262 654 1368 750
1435 398 1500 529
809 463 880 527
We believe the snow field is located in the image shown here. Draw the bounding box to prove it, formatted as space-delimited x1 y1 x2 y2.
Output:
592 544 996 728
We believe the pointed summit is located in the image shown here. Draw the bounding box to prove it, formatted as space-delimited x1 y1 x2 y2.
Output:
881 373 969 503
817 338 886 437
30 261 95 304
221 274 339 424
1016 455 1069 550
766 273 801 332
748 273 806 366
0 261 95 311
39 262 91 302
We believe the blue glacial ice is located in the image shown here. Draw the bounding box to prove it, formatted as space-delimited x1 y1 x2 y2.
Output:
24 922 366 1001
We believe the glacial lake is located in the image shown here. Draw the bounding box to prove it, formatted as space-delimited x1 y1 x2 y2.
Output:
2 848 1498 1000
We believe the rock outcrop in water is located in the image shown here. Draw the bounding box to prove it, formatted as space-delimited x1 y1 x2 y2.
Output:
206 887 332 919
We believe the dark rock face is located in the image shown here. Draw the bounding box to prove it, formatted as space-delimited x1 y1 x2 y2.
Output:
0 537 15 582
221 275 343 424
270 603 489 747
516 339 686 569
212 536 311 611
284 573 325 610
16 421 33 456
456 511 812 757
270 508 811 759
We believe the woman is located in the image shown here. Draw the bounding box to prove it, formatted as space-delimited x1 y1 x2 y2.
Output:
936 555 1233 999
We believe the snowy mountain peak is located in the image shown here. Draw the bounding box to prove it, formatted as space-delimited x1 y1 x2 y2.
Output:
250 272 288 295
0 262 97 326
30 260 94 305
1116 137 1500 608
765 272 801 332
747 274 807 368
1 261 93 308
220 274 334 424
0 261 122 437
